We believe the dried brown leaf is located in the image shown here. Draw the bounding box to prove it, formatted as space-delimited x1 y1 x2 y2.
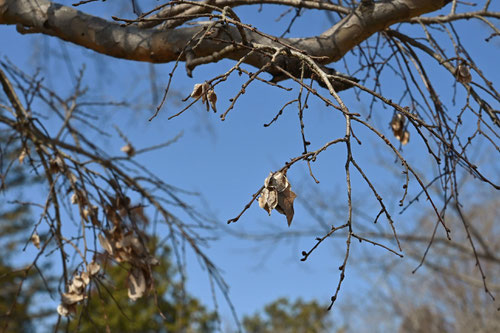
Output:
67 172 78 184
31 232 40 249
390 113 405 134
81 272 90 285
83 205 98 224
258 188 278 215
267 172 289 192
98 233 113 255
87 261 101 276
275 187 297 227
260 172 297 225
401 130 410 145
18 149 27 164
207 89 217 113
49 156 63 173
391 113 410 145
456 63 472 83
70 193 78 205
120 143 135 157
61 292 85 305
128 268 146 301
190 83 204 99
57 304 69 317
72 276 85 289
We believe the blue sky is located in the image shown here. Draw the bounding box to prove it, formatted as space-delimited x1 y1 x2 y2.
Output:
1 0 499 331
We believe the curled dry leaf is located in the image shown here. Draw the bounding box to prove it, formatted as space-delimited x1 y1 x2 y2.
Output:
87 261 101 276
207 89 217 113
49 156 63 174
61 292 85 305
98 233 113 255
258 172 297 226
258 188 278 215
390 113 405 133
148 257 160 266
190 82 208 99
264 171 289 192
120 143 135 157
390 113 410 145
455 62 472 84
18 148 27 164
70 193 78 205
57 304 69 317
68 172 78 184
190 82 217 112
128 268 147 301
83 205 99 225
72 276 85 289
118 233 144 255
400 130 410 145
81 272 90 285
31 232 40 249
276 187 297 227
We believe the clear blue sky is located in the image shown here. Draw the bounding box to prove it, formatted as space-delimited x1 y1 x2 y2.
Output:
1 0 498 331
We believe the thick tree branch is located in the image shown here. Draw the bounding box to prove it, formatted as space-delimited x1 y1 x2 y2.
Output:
136 0 350 30
0 0 447 67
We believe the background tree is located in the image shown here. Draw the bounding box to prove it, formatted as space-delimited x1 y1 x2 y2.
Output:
0 132 53 332
0 0 499 330
65 243 218 333
364 196 500 333
243 298 335 333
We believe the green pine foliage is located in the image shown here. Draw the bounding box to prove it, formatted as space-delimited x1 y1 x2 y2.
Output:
65 246 218 333
243 298 333 333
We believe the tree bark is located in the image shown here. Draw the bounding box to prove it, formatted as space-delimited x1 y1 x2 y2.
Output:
0 0 449 85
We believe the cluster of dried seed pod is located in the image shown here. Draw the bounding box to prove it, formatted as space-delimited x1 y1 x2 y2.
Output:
57 262 101 317
258 171 297 226
98 228 158 301
69 188 100 226
390 113 410 145
190 82 217 112
97 195 158 301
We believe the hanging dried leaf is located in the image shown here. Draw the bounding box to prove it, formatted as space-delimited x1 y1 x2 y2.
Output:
148 257 160 266
61 292 85 305
264 171 289 192
128 268 146 301
31 232 40 249
207 89 217 113
190 82 216 111
57 304 69 317
258 171 297 226
18 148 27 164
87 261 101 276
120 143 135 157
116 250 132 263
455 62 472 84
190 82 206 99
130 236 145 255
67 172 78 184
80 272 90 285
390 113 405 134
401 130 410 145
71 276 85 289
258 188 278 215
70 193 78 205
275 187 297 227
390 113 410 145
83 205 98 224
98 233 113 255
49 156 63 174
